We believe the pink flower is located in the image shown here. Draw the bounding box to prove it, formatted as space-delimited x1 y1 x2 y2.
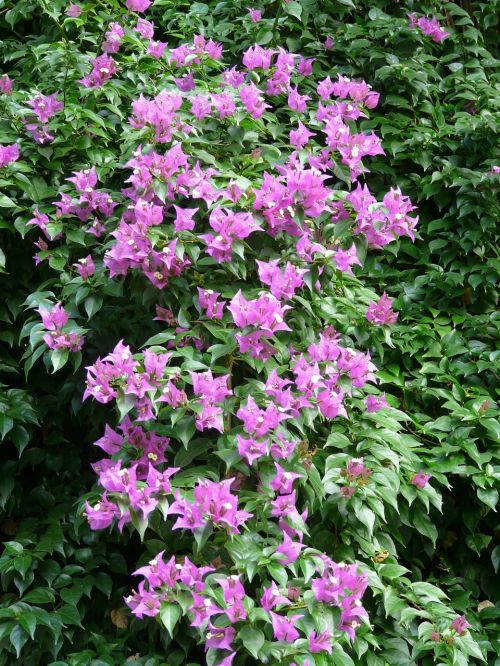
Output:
410 14 450 42
190 95 212 120
228 291 291 335
0 144 19 168
236 396 289 437
365 394 388 412
333 244 361 275
0 74 13 94
287 87 310 113
85 494 120 530
134 17 154 38
270 463 303 495
217 574 245 604
74 255 95 279
411 472 431 489
197 288 224 320
65 3 82 17
269 612 303 642
103 23 124 53
242 45 273 70
346 457 370 480
260 582 292 611
276 532 305 565
173 205 198 231
240 83 271 119
39 303 69 331
317 76 335 100
205 39 223 60
26 93 63 123
126 0 152 11
450 615 470 635
168 495 205 531
217 653 236 666
80 54 118 88
256 259 306 301
222 66 245 89
297 56 314 76
236 434 267 465
125 581 160 618
331 74 379 108
270 435 297 460
201 208 260 262
205 624 235 650
147 40 167 58
212 92 236 119
324 35 334 50
366 292 399 325
317 387 346 419
174 72 195 92
248 8 262 22
191 370 231 405
27 208 59 240
309 630 333 654
289 121 315 149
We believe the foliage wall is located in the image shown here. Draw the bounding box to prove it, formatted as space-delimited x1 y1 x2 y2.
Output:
0 1 498 665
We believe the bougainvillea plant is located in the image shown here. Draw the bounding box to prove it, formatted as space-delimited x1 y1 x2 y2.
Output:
1 0 497 665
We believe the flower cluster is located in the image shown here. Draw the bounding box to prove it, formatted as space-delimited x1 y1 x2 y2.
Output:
408 13 450 42
53 166 117 234
24 93 63 144
0 144 19 168
411 472 432 489
103 23 125 54
201 208 261 263
0 74 13 95
30 4 443 662
366 292 399 326
126 546 368 659
38 303 84 351
229 291 291 360
169 478 251 533
86 420 178 530
338 183 418 248
65 3 82 18
80 53 118 89
340 457 372 499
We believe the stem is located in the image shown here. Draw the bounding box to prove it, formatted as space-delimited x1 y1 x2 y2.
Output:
36 0 69 42
35 0 71 107
271 0 284 46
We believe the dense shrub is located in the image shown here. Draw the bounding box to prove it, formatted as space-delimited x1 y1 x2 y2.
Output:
0 1 498 665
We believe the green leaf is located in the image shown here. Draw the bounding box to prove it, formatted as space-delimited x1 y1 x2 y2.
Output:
84 295 103 319
0 194 20 209
50 348 69 373
383 587 405 617
116 393 135 422
357 506 375 539
175 416 196 447
160 603 181 638
129 508 149 541
238 625 264 659
9 625 28 658
491 546 500 573
412 512 438 546
18 613 37 640
285 1 302 20
256 29 273 45
477 488 498 511
22 588 55 604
